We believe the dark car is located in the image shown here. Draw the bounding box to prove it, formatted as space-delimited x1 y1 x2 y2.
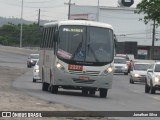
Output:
27 54 39 68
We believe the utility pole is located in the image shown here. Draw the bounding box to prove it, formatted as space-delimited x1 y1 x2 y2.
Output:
151 19 156 59
20 0 23 48
97 0 100 21
64 0 75 20
68 0 71 20
38 9 41 26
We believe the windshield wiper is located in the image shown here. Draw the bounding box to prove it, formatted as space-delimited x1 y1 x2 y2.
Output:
88 35 99 62
72 35 84 60
72 42 82 59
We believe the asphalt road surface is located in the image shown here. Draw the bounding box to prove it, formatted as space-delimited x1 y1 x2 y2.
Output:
1 50 160 120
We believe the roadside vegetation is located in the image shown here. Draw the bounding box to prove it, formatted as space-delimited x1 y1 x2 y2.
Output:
135 0 160 59
0 23 41 47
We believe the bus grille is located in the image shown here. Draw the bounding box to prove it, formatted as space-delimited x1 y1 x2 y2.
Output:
69 70 100 76
72 78 95 84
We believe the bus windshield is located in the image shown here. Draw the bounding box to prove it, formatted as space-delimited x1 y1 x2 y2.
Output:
57 25 114 66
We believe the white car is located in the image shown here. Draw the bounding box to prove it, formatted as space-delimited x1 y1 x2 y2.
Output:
145 62 160 94
114 57 128 75
130 63 151 84
33 60 41 82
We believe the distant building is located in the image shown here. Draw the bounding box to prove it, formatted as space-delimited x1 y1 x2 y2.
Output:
70 5 160 60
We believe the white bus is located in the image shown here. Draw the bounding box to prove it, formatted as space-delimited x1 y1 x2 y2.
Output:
39 20 115 98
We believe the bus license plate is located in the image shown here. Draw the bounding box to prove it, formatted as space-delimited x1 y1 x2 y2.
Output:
68 64 83 71
79 76 89 80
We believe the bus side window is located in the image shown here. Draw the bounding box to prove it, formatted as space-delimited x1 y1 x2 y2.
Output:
46 28 50 48
47 28 51 48
54 26 58 54
44 28 49 48
50 27 55 49
43 28 47 48
47 27 52 49
42 28 47 48
40 28 44 48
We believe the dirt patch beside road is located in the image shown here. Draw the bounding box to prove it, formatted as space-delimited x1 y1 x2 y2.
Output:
0 66 73 111
0 46 39 56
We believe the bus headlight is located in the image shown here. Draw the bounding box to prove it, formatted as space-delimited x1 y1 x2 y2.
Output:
56 63 66 72
56 63 62 68
154 77 159 82
101 67 113 75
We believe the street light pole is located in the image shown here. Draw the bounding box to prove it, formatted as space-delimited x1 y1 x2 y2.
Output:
20 0 23 48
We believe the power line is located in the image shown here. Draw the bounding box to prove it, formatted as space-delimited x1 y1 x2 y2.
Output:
0 0 64 8
23 0 54 3
117 36 152 40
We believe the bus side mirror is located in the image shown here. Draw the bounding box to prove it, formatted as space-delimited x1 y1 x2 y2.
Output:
114 34 117 48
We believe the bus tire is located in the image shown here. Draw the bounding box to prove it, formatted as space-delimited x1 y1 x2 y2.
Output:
100 88 108 98
42 82 48 91
82 88 88 95
33 78 36 83
51 85 58 94
89 89 96 95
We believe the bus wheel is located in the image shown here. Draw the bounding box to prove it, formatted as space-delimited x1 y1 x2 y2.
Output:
100 88 108 98
51 85 58 94
33 78 36 83
89 89 96 95
42 82 48 91
82 88 88 95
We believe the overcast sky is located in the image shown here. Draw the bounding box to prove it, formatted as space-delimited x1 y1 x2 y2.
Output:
0 0 142 21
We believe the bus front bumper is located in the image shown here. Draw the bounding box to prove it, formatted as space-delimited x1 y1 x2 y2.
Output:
53 70 113 89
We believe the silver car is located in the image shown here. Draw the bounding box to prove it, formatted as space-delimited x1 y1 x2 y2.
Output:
114 57 128 75
145 62 160 94
130 63 151 84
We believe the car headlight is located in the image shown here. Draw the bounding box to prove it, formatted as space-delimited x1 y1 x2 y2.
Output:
34 69 39 73
124 66 128 69
101 67 113 75
154 77 159 82
134 73 139 77
56 63 66 72
31 60 33 63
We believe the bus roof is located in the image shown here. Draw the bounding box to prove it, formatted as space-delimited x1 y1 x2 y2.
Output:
44 20 113 29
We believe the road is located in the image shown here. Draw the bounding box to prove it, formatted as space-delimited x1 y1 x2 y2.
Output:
13 70 160 111
1 49 160 119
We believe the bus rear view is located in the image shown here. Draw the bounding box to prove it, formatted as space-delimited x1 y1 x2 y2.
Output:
39 20 115 98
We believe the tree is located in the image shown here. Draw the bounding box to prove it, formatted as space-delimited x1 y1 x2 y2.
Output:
0 23 41 47
135 0 160 59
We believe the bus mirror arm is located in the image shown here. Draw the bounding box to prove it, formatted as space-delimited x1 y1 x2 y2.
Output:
54 30 58 42
114 34 118 48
